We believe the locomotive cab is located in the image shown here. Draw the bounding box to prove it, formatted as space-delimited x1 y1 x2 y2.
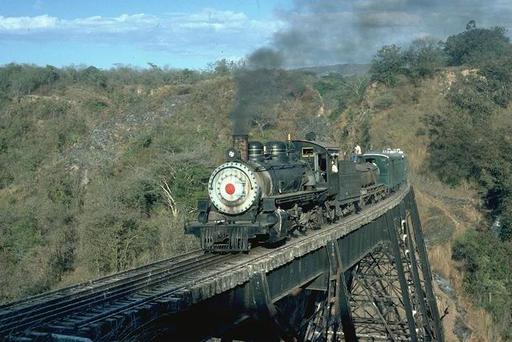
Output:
292 140 340 196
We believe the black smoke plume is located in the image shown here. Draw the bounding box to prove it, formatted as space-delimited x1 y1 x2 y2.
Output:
231 48 297 135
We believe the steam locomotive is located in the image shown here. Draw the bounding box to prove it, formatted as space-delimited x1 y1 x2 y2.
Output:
185 135 407 252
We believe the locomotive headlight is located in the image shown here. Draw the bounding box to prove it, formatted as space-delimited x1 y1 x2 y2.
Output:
208 162 260 215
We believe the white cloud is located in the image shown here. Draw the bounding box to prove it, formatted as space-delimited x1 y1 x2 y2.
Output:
0 13 160 34
65 13 158 33
0 10 282 61
0 14 58 31
0 10 280 35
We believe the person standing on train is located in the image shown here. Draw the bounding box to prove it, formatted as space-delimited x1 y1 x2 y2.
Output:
354 145 362 155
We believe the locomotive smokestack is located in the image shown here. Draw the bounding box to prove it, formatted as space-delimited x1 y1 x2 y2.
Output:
233 134 248 161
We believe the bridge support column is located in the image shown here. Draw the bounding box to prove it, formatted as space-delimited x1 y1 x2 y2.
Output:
386 207 419 341
239 271 301 341
299 190 444 342
406 189 444 341
326 240 358 341
247 272 278 320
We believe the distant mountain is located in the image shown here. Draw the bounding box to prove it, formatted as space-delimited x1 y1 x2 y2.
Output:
295 63 370 76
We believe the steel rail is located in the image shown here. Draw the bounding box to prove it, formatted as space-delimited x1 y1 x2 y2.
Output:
0 251 226 336
43 254 234 331
0 250 202 313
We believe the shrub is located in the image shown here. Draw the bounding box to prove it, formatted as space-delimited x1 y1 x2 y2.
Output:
373 93 394 110
370 45 405 86
78 66 108 89
452 229 512 337
404 38 446 79
444 27 511 66
478 56 512 107
0 64 60 98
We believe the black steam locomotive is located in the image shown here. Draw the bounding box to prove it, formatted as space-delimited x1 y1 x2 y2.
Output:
185 135 407 252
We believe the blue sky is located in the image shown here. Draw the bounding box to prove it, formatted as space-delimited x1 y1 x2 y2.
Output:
1 0 511 69
0 0 291 69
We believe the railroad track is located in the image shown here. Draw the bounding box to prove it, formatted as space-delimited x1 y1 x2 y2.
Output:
0 187 408 341
0 250 229 339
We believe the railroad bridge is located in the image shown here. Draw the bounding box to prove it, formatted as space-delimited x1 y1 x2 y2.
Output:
0 185 444 341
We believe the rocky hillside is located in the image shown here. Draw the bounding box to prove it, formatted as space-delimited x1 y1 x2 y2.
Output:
333 27 512 340
0 64 503 341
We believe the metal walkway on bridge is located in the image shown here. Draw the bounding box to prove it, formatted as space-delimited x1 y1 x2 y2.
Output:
0 185 444 341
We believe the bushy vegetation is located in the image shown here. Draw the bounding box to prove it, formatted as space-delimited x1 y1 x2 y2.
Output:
444 27 512 66
424 27 512 239
2 24 511 339
0 63 233 302
368 25 512 240
313 73 368 119
369 44 405 86
453 230 512 339
370 38 445 86
425 26 512 338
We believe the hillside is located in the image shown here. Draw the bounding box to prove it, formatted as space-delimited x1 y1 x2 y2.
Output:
0 64 504 342
334 27 512 340
0 65 334 301
0 68 234 299
342 72 502 341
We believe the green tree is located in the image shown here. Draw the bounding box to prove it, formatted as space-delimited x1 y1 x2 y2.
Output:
478 56 512 107
370 45 405 86
426 26 512 245
404 38 446 79
452 229 512 337
444 27 511 66
79 66 108 89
